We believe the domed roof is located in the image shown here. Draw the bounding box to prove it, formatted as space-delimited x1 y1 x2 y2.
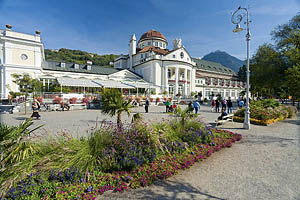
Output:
139 30 167 42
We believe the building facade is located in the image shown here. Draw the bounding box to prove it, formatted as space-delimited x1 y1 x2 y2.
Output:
114 30 245 99
0 26 245 100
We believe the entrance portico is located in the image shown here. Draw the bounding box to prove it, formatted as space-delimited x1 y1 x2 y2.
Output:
165 66 192 97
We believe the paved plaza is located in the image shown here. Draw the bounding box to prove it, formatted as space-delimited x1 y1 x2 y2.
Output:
1 104 236 137
1 105 299 199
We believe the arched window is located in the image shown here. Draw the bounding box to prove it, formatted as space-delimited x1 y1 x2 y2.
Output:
168 69 171 78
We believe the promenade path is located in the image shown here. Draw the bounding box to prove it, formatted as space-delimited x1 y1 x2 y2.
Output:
1 105 299 199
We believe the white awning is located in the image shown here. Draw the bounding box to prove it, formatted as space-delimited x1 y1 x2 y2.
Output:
57 78 158 89
92 80 135 89
57 78 100 87
122 81 160 89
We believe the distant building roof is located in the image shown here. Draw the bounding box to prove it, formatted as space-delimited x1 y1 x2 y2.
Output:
42 61 119 75
192 58 236 75
139 30 167 43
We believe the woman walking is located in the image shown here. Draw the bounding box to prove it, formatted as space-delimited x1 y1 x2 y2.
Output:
31 99 41 120
211 99 216 112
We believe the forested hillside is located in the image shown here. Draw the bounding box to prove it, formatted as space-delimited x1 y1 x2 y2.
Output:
44 48 119 66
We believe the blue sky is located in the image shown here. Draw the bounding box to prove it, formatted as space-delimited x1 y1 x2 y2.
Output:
0 0 299 60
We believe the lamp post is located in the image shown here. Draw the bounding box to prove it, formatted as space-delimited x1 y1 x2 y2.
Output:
232 6 251 129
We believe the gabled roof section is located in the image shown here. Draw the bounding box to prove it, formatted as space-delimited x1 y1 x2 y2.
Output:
114 54 129 62
137 46 169 55
192 58 236 75
42 61 119 75
109 69 142 80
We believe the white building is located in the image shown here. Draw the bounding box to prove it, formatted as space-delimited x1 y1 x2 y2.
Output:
0 27 245 100
114 30 245 99
0 26 153 100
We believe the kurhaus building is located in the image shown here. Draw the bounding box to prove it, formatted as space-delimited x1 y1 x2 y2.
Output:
0 26 245 100
115 30 245 99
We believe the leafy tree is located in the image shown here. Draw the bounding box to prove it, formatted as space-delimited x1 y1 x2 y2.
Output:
271 14 300 51
285 64 300 105
237 65 247 82
101 88 132 126
11 74 42 114
250 44 286 97
271 14 300 101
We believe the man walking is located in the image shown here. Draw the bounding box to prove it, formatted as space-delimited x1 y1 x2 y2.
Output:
145 98 150 113
227 98 233 113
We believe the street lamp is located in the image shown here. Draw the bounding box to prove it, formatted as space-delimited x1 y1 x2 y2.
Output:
232 6 251 130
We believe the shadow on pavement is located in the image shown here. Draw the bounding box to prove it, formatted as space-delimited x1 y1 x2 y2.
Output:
14 117 29 120
101 179 225 200
279 119 300 126
241 134 297 146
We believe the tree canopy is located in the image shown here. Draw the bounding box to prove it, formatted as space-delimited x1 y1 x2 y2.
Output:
250 14 300 100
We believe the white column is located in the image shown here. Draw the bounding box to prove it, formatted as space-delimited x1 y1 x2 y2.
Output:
189 69 192 95
184 68 187 97
175 67 179 96
165 66 168 94
0 67 4 99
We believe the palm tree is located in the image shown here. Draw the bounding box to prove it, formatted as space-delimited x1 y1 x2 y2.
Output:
174 106 195 126
101 88 132 126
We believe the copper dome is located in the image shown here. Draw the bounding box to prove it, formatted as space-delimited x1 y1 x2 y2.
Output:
139 30 167 42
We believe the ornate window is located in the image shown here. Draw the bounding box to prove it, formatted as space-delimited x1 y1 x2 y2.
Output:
168 69 171 78
180 52 184 59
21 54 28 60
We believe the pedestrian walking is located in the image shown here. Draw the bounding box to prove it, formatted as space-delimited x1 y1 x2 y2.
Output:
31 99 41 120
211 99 216 112
239 99 244 109
193 101 200 114
166 99 171 113
145 98 150 113
227 98 233 113
188 101 194 113
215 99 220 112
221 99 227 110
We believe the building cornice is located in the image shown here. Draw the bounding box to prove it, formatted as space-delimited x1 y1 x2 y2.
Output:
0 36 43 46
2 64 42 71
133 58 195 68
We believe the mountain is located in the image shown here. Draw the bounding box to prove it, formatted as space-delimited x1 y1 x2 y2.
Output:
45 48 119 67
202 50 245 72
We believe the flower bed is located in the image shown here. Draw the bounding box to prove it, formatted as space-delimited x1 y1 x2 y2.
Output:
2 118 242 199
234 99 298 125
233 116 280 126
